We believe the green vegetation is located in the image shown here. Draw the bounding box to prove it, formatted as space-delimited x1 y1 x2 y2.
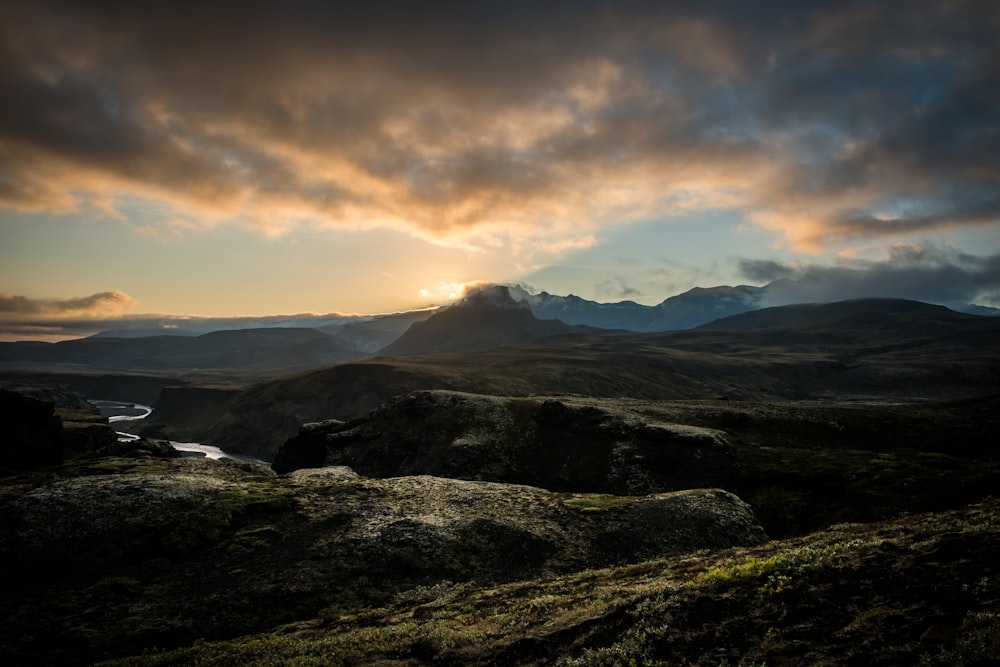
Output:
563 493 637 512
92 498 999 666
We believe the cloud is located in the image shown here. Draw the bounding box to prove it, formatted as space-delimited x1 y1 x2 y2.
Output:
738 245 1000 307
0 1 997 254
738 259 799 284
594 276 643 300
418 280 492 305
0 291 137 318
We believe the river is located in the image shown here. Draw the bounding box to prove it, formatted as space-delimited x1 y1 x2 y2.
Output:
90 400 269 465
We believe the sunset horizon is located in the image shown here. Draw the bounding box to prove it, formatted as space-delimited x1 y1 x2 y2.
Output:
3 1 998 337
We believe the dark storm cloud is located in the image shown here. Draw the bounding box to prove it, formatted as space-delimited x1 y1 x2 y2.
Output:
0 0 997 245
738 246 1000 306
594 276 643 300
738 260 798 284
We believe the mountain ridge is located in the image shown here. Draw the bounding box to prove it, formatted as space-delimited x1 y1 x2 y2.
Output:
3 281 996 365
137 297 1000 460
0 327 362 371
378 285 605 356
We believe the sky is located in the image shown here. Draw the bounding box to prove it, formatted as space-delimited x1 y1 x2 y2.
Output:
2 0 999 340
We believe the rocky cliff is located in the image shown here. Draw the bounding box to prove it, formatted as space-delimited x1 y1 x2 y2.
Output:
0 389 64 469
0 384 131 468
272 390 1000 539
273 390 735 496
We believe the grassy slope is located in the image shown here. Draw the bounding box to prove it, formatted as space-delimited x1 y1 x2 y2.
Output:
99 498 1000 666
159 330 1000 461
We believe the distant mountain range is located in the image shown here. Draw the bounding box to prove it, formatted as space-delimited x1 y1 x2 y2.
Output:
0 327 360 372
507 283 769 331
509 281 998 331
2 280 997 372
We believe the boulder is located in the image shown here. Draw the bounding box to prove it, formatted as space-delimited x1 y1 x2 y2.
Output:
0 458 766 663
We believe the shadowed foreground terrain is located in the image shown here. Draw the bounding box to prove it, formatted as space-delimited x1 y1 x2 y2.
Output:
1 387 998 665
1 298 997 664
106 499 1000 666
0 456 767 665
1 455 998 665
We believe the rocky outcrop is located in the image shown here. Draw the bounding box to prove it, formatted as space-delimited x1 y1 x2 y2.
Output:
0 389 64 469
103 436 181 459
272 390 736 495
0 457 766 663
0 385 176 469
59 419 119 455
271 418 346 472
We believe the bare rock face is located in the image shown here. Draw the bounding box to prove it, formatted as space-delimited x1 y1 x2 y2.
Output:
271 418 346 472
0 457 766 664
0 385 125 465
0 389 64 469
60 419 119 455
273 390 735 495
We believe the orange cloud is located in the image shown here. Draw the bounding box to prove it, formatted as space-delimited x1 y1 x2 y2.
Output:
0 291 137 319
1 1 997 258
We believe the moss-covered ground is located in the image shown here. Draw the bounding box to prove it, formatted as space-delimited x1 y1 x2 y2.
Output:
97 498 1000 666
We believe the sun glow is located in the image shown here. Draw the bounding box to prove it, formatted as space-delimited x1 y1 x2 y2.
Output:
417 280 490 304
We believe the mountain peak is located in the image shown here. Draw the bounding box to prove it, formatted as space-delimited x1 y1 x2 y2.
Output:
458 284 532 312
376 285 584 356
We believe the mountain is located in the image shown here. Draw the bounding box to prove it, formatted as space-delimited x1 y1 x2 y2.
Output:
508 285 653 329
508 283 765 331
322 309 437 353
377 284 598 356
694 297 977 332
649 284 766 329
0 327 363 371
511 282 998 332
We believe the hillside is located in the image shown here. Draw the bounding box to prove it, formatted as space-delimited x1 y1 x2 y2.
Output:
0 327 362 371
141 298 1000 460
694 297 986 335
